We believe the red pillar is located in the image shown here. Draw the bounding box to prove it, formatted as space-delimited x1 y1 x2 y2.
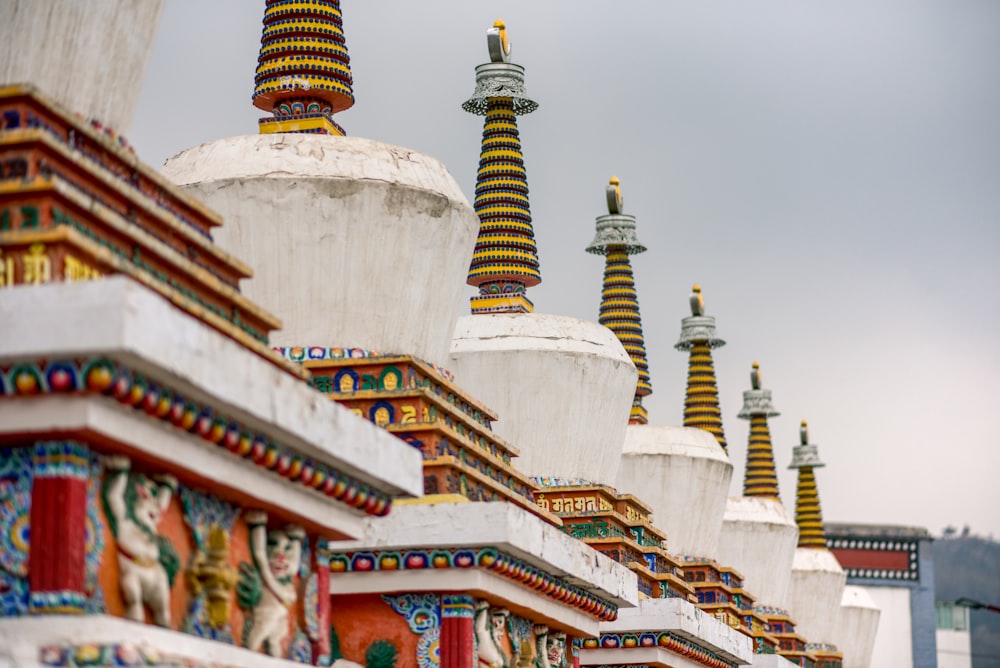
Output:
441 594 475 668
313 542 332 664
28 441 90 613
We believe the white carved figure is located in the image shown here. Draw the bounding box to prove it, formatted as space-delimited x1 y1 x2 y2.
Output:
239 510 305 656
546 631 567 668
474 600 510 668
101 454 179 626
532 624 551 668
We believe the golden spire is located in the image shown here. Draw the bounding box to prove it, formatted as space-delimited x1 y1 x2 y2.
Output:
675 284 728 452
789 420 827 548
586 177 650 423
737 362 781 498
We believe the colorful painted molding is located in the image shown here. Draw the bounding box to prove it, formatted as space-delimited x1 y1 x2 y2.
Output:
0 356 392 516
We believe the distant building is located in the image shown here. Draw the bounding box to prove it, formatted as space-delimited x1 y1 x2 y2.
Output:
935 602 972 668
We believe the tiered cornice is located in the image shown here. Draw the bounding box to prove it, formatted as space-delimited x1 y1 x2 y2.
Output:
675 285 728 452
586 177 651 423
789 421 828 548
253 0 354 135
737 362 781 498
463 21 540 314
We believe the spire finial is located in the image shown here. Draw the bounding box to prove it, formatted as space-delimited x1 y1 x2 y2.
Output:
738 362 781 498
464 21 540 315
675 285 728 452
586 177 650 423
253 0 355 136
789 420 827 548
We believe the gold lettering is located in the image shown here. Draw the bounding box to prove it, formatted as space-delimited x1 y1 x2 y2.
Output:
22 243 50 284
401 406 416 424
535 494 550 511
0 249 13 287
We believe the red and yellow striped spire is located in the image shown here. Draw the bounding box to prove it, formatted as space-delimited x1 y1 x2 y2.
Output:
674 285 728 452
253 0 355 136
789 420 828 548
737 362 781 498
462 21 540 315
586 177 651 423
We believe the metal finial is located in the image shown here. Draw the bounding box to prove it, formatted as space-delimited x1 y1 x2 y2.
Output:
738 361 779 418
690 284 704 316
607 176 623 214
487 20 511 63
789 420 825 469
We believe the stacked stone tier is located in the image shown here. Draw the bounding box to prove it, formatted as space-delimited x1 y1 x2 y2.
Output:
0 88 293 371
683 341 728 452
743 413 780 498
680 558 780 654
301 354 561 526
537 485 696 602
467 98 539 313
756 607 818 664
253 0 354 114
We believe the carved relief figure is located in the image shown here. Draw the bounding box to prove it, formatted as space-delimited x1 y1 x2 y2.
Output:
546 632 567 668
531 625 551 668
101 455 179 626
474 600 510 668
237 510 305 656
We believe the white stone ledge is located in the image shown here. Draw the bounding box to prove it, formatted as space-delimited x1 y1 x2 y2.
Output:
0 395 365 538
331 568 603 638
0 615 299 668
325 501 638 608
0 277 423 498
601 599 753 663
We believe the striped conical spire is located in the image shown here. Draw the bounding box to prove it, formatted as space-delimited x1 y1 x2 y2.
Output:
789 420 827 548
253 0 355 136
462 21 540 315
586 177 651 423
737 362 781 498
674 285 728 452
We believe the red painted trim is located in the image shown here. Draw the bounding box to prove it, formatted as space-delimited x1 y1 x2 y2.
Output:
28 476 87 595
831 548 909 571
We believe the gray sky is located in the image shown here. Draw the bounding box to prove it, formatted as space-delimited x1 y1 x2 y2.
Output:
131 1 1000 540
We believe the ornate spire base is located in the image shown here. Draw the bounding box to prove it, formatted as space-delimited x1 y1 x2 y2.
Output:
469 292 534 315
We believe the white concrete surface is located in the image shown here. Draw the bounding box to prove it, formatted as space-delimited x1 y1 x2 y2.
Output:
449 313 637 486
864 586 912 668
937 628 972 668
0 615 299 668
0 0 164 132
749 656 799 668
325 500 638 609
835 585 880 668
601 598 753 663
617 425 732 557
162 134 479 369
787 548 846 646
716 497 798 609
0 277 423 498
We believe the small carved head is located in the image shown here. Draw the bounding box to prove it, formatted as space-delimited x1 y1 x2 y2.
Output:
266 526 304 580
547 632 567 666
127 474 166 531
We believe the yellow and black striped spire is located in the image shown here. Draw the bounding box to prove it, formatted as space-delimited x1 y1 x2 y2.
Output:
737 362 781 498
462 21 540 315
789 420 827 548
675 285 728 452
586 177 651 423
253 0 355 136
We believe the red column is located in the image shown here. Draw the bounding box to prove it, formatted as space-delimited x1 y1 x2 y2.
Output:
313 542 332 664
441 594 475 668
28 441 90 613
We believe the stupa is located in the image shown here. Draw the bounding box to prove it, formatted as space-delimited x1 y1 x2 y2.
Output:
449 27 636 488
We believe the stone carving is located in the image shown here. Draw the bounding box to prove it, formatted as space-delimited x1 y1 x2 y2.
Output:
237 510 305 656
101 455 179 626
180 487 239 640
474 601 510 668
546 632 567 668
531 625 550 668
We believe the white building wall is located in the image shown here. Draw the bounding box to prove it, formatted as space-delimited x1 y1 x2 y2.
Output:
936 628 972 668
866 586 913 668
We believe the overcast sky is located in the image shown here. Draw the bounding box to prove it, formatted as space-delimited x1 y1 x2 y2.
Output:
130 1 1000 540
